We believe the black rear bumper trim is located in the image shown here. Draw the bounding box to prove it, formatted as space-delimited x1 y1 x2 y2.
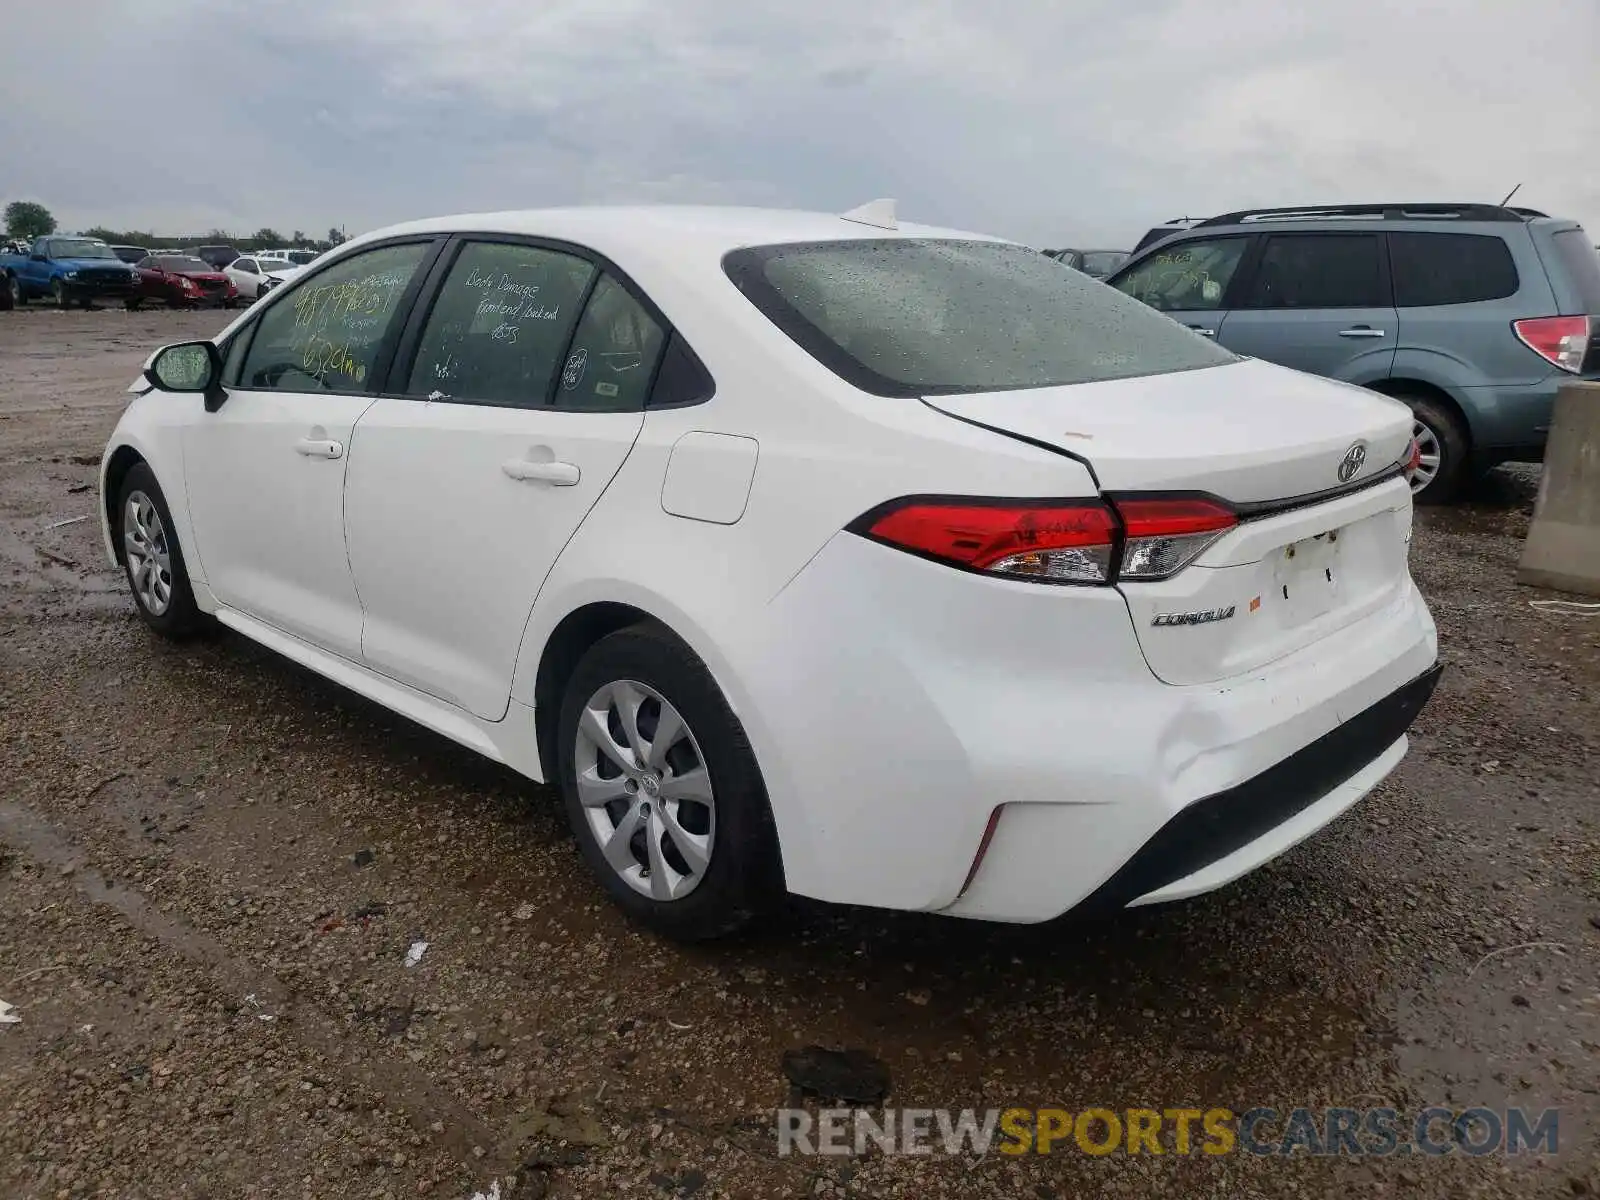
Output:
1073 661 1443 914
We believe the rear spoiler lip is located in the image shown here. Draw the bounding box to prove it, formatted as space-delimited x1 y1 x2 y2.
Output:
1102 463 1408 525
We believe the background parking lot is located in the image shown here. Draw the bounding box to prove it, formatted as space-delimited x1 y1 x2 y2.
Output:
1 309 1597 1198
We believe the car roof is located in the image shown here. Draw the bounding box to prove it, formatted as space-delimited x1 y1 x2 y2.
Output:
349 205 1006 261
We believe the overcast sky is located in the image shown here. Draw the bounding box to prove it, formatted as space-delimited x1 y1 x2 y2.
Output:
2 0 1597 247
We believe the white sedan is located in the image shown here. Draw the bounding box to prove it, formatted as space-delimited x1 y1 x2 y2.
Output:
99 203 1440 939
224 256 302 300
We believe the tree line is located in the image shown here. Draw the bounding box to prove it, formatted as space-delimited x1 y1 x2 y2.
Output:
5 200 347 252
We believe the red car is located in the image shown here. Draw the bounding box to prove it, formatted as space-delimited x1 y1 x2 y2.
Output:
127 255 239 310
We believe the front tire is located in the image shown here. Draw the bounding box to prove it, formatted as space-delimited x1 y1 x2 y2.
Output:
53 280 70 309
116 463 202 638
556 625 782 940
8 275 25 307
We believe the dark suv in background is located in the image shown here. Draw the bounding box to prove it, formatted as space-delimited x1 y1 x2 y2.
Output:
1108 203 1600 501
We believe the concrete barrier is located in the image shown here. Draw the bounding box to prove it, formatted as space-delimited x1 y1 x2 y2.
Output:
1517 380 1600 596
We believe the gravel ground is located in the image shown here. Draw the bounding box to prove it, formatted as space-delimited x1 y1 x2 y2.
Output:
1 307 1597 1199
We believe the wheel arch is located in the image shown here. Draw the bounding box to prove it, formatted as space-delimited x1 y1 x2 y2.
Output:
102 444 147 564
518 583 812 885
531 600 666 782
1368 377 1475 450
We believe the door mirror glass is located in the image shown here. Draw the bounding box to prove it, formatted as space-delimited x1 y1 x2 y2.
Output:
149 342 217 392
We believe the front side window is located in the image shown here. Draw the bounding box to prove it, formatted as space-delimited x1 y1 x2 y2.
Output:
727 238 1236 397
555 275 665 411
404 241 595 406
1388 232 1518 307
1111 237 1250 312
1241 234 1386 309
237 242 428 392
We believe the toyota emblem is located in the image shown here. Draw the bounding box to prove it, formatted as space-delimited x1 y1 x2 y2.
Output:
1337 442 1368 484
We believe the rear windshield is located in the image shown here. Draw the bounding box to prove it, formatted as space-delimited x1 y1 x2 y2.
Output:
723 238 1236 397
1548 229 1600 309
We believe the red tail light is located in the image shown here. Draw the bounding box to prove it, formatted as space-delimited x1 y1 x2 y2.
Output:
854 494 1238 584
858 499 1118 583
1513 315 1595 374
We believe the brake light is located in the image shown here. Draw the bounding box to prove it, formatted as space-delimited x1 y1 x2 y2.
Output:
1114 497 1238 580
1404 436 1423 476
858 499 1118 584
853 494 1238 584
1513 315 1594 374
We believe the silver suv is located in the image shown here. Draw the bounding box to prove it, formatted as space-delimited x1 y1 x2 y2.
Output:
1108 203 1600 501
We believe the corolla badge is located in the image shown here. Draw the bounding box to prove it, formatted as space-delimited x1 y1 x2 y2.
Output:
1337 441 1368 484
1152 605 1235 627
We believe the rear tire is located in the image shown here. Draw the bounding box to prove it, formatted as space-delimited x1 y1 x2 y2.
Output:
556 624 783 940
0 277 11 312
1395 392 1470 504
116 463 203 639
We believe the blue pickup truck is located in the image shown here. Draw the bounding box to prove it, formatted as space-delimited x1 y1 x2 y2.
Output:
1 236 142 309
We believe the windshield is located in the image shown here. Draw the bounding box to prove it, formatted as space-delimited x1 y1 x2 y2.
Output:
724 238 1236 396
155 256 212 272
51 239 117 260
1080 251 1129 276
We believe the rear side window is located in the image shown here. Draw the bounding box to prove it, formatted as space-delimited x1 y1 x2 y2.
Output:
1388 232 1518 306
404 241 595 407
1548 229 1600 309
1241 234 1386 309
555 275 666 411
725 238 1236 397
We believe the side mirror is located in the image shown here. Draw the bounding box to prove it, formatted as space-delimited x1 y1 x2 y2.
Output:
146 341 225 409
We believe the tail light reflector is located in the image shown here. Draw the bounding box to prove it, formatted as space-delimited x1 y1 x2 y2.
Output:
854 495 1238 584
1114 497 1238 580
1512 315 1595 374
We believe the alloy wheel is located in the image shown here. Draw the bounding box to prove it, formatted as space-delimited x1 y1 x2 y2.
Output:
573 679 715 901
1408 418 1443 495
123 491 173 616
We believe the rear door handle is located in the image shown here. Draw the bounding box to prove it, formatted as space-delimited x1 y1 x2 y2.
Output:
503 458 581 486
1186 325 1216 337
294 437 343 459
1337 327 1386 339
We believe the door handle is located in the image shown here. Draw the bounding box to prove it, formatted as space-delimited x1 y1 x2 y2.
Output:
1186 325 1216 337
294 437 344 459
1337 327 1386 339
503 458 581 486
